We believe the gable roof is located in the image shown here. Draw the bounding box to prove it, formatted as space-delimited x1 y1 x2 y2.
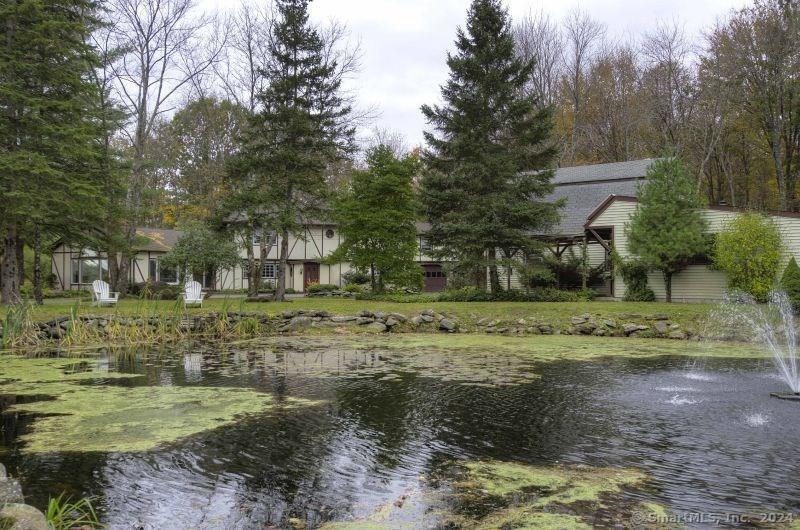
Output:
134 228 183 252
585 194 800 228
543 159 655 236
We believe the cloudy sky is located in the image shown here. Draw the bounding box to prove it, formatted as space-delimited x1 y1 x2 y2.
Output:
206 0 747 148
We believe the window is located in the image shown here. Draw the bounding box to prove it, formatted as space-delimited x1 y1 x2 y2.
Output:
159 264 178 283
424 270 445 278
71 252 108 285
420 237 432 253
148 258 179 284
262 262 277 279
253 229 278 246
325 229 335 239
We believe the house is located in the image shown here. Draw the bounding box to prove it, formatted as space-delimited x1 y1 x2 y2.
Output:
497 159 655 294
215 222 443 292
51 228 185 291
586 195 800 302
52 223 442 293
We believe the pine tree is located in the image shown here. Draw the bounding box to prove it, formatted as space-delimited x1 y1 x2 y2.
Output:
328 146 422 292
627 157 708 302
781 257 800 312
234 0 354 300
420 0 561 292
0 0 105 304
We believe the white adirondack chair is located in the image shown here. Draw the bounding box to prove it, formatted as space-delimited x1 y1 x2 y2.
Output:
183 280 205 307
91 280 119 307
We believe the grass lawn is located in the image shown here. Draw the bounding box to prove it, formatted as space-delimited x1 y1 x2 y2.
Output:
0 296 716 332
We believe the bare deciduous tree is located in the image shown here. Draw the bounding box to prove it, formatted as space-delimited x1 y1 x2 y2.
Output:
105 0 225 292
562 8 606 163
514 9 563 108
640 19 696 153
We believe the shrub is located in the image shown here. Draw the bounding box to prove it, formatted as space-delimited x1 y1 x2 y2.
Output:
714 213 783 302
341 270 370 285
612 252 655 302
354 287 593 303
781 257 800 312
543 249 608 289
131 281 182 300
306 283 337 294
343 283 363 293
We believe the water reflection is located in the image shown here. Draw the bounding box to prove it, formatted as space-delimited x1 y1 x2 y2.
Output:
0 337 798 528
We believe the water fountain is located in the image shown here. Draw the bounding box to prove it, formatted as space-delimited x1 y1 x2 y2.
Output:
719 291 800 400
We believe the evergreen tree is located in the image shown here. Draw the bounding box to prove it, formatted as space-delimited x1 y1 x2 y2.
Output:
327 146 422 292
781 257 800 312
420 0 561 292
234 0 354 301
0 0 105 304
627 157 708 302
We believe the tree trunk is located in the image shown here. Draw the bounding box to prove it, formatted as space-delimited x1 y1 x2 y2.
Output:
116 251 131 296
488 248 501 293
273 228 290 301
370 262 376 292
581 236 588 290
1 225 21 305
258 229 271 293
474 263 485 290
15 236 24 287
664 271 672 303
33 226 42 305
245 229 257 297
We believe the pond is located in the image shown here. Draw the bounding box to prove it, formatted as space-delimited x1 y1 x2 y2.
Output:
0 335 797 529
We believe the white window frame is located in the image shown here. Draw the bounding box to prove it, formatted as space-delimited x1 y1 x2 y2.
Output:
148 257 180 285
253 229 278 246
261 262 277 279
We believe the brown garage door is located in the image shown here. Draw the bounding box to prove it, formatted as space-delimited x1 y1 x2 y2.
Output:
423 264 446 292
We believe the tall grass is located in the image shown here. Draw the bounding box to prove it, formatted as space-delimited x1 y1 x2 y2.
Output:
1 300 42 350
45 493 102 529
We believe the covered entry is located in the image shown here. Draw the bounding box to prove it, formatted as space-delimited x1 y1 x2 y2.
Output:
304 262 320 289
422 264 446 292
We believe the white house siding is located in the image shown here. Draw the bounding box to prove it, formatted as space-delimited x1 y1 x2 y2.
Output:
50 245 170 291
53 225 440 293
588 199 800 302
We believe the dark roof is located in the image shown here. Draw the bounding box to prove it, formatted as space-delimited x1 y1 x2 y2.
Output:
544 159 656 236
134 228 183 252
552 158 657 185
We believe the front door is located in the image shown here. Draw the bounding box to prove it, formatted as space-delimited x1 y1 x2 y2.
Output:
304 262 320 290
423 264 446 292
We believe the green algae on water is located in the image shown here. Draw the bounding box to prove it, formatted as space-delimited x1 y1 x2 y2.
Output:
450 460 667 529
0 355 316 453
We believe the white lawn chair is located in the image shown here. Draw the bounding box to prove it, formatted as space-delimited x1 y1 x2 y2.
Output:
183 280 205 307
92 280 119 307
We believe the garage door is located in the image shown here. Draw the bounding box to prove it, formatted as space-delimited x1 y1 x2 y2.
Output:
423 264 446 292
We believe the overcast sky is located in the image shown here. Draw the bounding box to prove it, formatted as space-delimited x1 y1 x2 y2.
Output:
205 0 747 149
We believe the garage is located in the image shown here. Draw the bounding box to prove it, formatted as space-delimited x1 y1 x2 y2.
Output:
422 264 446 292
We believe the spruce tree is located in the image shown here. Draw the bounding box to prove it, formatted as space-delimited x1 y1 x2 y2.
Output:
235 0 354 300
0 0 105 304
328 146 422 292
781 257 800 312
420 0 560 292
627 158 708 302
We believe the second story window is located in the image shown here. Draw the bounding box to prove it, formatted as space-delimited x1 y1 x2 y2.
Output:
419 237 432 253
253 230 278 246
